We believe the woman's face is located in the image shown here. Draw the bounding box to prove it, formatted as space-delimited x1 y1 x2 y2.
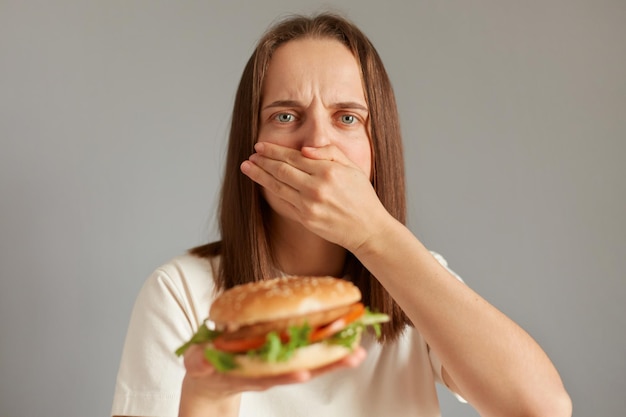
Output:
257 37 372 176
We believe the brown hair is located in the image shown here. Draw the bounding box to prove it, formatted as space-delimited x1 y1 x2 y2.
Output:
191 13 409 341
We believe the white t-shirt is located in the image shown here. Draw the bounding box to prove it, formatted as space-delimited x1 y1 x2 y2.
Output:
111 253 461 417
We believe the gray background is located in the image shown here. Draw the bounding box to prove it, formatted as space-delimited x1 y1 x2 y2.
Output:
1 1 624 416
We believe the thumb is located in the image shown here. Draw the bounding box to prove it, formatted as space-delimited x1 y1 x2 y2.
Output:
184 344 215 377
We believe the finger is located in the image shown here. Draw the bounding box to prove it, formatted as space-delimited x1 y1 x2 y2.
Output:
249 370 312 386
308 347 367 378
249 152 311 187
240 159 301 203
300 144 354 166
254 142 318 174
184 344 215 377
224 370 313 392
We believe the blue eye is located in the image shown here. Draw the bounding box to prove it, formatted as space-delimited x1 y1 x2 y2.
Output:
276 113 295 123
341 115 356 124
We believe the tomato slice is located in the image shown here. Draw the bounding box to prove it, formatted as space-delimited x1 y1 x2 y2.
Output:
309 302 365 343
212 331 290 353
212 334 267 352
212 303 365 352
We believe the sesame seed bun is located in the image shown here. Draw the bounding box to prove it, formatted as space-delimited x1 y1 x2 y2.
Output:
203 276 364 377
209 276 362 329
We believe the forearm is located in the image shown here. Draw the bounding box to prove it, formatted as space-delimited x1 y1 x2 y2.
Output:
353 215 571 417
179 376 241 417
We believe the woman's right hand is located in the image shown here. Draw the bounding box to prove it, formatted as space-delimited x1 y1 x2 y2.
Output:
178 344 367 416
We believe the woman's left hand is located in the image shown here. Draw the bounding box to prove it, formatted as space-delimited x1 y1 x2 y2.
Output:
241 142 389 252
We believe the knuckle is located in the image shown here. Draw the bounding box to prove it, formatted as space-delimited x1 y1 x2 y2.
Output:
269 180 283 195
309 184 328 202
275 163 291 180
301 200 321 220
319 167 338 183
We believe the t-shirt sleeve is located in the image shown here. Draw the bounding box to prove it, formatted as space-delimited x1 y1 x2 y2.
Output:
111 266 198 417
427 251 468 403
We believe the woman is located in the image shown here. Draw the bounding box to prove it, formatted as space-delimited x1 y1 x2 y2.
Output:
112 13 571 417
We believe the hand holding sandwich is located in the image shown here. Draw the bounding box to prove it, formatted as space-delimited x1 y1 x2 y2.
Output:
176 276 386 416
179 343 366 417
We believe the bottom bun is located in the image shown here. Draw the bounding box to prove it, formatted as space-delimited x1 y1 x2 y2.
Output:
228 337 361 377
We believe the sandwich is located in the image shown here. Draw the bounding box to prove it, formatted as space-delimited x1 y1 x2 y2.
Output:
175 275 389 377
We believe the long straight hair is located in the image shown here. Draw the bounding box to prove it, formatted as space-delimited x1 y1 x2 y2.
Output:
191 13 409 341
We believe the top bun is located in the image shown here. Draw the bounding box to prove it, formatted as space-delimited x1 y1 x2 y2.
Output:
209 276 361 327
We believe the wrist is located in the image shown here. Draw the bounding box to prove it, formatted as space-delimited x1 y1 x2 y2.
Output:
179 375 241 417
352 212 401 259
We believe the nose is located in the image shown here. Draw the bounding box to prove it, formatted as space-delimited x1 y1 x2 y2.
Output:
300 113 331 149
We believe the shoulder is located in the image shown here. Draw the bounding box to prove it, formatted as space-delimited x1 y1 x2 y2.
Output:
153 253 218 288
135 253 220 328
150 253 218 288
112 254 220 416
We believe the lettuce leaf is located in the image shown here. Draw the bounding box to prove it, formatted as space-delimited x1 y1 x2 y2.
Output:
175 322 221 357
204 348 237 372
175 308 391 372
251 323 312 363
328 308 390 347
359 308 390 338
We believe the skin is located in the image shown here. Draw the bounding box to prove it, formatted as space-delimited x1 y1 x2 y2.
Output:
179 344 366 416
173 39 373 417
175 38 572 417
252 37 373 278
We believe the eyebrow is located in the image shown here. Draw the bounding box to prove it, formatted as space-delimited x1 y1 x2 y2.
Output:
262 100 369 113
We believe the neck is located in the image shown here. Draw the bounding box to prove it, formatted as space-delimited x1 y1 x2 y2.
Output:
270 215 346 277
